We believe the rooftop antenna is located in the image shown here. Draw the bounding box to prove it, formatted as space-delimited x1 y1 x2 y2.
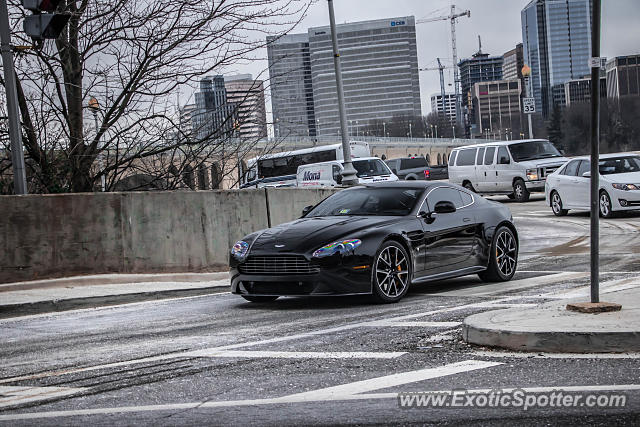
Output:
477 35 482 54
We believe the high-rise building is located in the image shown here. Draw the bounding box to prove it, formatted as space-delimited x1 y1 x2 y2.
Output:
266 33 316 138
224 74 268 139
191 76 238 140
472 79 523 138
430 93 457 122
564 76 607 105
521 0 593 117
308 17 421 136
503 43 524 81
606 55 640 99
458 51 503 129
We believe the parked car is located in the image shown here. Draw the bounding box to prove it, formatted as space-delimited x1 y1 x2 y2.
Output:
448 139 568 202
296 157 398 188
545 153 640 217
385 157 430 180
229 181 519 303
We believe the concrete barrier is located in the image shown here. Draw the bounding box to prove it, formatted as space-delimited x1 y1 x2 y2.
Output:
0 188 338 283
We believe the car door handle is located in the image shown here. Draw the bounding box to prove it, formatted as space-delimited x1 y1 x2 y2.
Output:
463 217 471 223
484 171 487 176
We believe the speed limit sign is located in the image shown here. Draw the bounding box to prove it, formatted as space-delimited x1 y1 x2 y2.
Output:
523 97 536 114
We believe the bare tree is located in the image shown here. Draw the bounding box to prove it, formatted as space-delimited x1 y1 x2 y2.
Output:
0 0 312 193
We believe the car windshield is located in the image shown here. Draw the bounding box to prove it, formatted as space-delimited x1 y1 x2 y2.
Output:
508 141 562 162
583 156 640 175
307 188 422 217
352 159 391 178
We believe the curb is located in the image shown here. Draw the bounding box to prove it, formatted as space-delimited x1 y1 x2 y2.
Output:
0 285 229 319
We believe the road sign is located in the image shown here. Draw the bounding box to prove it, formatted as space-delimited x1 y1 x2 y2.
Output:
590 57 606 68
523 97 536 114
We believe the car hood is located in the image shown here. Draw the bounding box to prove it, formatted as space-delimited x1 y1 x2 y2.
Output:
516 157 569 168
602 171 640 183
249 216 397 254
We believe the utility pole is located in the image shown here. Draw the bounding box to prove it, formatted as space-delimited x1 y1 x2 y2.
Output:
0 0 27 194
589 0 601 303
327 0 357 185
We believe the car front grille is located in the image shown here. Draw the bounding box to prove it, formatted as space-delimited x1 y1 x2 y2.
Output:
541 164 562 178
238 255 320 275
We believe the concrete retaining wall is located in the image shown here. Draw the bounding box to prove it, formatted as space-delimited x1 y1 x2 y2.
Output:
0 188 337 283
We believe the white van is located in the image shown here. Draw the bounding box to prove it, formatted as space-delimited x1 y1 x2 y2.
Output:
296 157 398 188
448 139 568 202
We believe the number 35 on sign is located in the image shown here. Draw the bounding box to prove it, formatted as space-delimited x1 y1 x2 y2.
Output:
523 97 536 114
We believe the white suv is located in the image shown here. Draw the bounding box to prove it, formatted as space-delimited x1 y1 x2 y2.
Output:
448 139 568 202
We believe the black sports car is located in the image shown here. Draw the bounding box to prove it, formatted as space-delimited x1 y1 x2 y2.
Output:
230 182 518 303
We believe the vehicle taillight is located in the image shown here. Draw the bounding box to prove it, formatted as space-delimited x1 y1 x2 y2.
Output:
424 170 430 178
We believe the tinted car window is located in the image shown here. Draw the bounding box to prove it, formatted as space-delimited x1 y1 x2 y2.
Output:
476 147 486 165
448 151 457 166
497 146 510 164
599 156 640 174
577 160 591 177
426 187 464 210
400 157 428 169
508 140 562 162
456 149 477 166
352 159 391 177
459 190 473 206
562 160 580 176
307 188 422 217
484 147 496 165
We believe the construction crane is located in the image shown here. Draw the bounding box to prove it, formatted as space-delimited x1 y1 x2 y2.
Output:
419 58 451 119
416 5 471 126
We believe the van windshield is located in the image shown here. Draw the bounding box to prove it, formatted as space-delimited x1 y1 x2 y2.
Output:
352 159 391 178
508 141 562 162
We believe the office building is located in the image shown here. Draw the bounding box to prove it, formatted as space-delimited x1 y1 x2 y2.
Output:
521 0 593 117
191 76 238 140
473 79 522 137
308 17 421 136
564 76 607 105
503 43 524 81
224 74 268 139
458 51 503 128
430 93 457 122
606 55 640 99
266 33 316 138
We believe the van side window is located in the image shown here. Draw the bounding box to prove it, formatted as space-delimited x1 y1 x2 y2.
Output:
448 151 457 166
476 147 486 165
456 149 477 166
497 146 510 164
484 147 496 165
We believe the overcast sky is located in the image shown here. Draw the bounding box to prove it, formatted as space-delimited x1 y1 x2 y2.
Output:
219 0 640 118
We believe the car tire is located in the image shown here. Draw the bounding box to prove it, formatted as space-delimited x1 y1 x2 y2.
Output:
371 240 411 303
513 179 530 202
599 190 614 218
507 194 515 200
478 225 518 282
241 295 279 303
463 181 476 192
551 191 568 216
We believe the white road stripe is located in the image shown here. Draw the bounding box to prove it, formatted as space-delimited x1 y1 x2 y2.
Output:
537 277 640 299
0 386 86 408
0 360 501 420
188 350 406 359
363 321 461 328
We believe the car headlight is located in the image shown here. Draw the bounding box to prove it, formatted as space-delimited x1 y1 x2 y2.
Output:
312 239 362 258
612 183 639 191
526 168 539 181
231 240 250 259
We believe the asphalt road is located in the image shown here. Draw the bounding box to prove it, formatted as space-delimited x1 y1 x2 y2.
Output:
1 196 640 426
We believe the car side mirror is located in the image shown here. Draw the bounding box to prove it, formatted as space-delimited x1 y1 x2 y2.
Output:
434 200 456 214
301 205 313 217
419 210 435 224
582 171 591 178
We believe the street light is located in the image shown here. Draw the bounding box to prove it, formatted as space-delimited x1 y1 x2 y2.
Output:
88 96 105 192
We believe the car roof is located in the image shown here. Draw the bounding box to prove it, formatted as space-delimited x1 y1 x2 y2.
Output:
567 152 640 161
451 139 549 150
343 181 442 190
385 156 427 161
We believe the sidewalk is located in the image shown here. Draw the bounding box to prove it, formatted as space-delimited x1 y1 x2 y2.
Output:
463 288 640 353
0 272 230 318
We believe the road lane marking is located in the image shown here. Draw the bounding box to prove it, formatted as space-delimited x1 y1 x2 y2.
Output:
537 277 640 299
432 272 589 297
0 360 501 419
363 321 461 328
189 350 407 359
0 386 86 408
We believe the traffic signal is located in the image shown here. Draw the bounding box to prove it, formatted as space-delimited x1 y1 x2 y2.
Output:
22 0 70 40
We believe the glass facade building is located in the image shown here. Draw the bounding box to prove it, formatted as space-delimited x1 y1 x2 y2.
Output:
192 76 238 141
521 0 592 117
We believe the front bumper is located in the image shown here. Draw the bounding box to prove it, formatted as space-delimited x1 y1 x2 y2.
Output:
230 256 373 296
611 189 640 211
525 180 546 192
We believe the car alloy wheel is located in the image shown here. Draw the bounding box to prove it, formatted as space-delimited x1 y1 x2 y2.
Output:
478 226 518 282
372 241 410 303
513 179 530 202
551 191 568 216
599 191 613 218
